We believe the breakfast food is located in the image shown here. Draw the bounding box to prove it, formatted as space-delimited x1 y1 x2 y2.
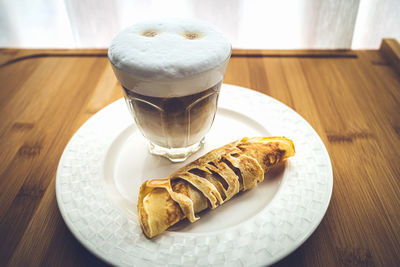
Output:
137 136 295 238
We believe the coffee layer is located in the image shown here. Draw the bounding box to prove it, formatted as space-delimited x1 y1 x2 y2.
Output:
124 83 221 148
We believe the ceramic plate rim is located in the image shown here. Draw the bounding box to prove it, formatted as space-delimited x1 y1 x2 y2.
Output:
56 84 333 266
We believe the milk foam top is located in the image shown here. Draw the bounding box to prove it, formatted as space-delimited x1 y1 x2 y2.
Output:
108 18 231 97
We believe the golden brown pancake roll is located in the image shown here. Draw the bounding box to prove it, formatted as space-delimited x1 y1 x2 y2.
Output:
138 136 295 238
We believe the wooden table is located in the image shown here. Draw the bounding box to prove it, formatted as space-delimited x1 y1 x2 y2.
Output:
1 39 399 266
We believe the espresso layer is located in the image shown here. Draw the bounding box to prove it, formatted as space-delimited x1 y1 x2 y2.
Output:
124 83 221 148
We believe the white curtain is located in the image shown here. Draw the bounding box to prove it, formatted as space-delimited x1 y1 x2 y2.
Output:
0 0 399 49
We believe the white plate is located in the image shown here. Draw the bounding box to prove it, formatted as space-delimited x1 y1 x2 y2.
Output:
56 84 333 266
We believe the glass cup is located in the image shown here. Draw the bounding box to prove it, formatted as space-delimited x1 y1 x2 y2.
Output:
110 57 230 162
108 19 231 162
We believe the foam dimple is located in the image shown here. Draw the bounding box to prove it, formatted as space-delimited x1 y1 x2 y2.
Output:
141 30 159 37
182 31 203 40
108 18 231 97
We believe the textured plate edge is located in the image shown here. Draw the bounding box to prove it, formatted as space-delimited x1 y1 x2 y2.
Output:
55 99 125 266
222 84 334 266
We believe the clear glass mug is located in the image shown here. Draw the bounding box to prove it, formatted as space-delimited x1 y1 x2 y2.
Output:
109 55 230 162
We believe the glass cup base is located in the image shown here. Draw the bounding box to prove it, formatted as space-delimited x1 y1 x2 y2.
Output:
148 139 205 163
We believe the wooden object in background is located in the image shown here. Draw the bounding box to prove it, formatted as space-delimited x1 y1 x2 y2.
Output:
380 38 400 75
0 39 399 266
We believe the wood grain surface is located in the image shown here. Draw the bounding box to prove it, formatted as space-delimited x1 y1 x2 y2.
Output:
0 39 399 266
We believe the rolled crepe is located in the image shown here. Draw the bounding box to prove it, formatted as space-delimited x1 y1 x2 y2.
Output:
138 136 295 238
